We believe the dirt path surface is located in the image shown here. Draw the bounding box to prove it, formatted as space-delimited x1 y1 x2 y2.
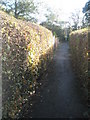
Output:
19 42 88 118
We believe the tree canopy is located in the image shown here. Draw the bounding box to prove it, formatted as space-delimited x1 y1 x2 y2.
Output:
82 0 90 24
0 0 38 21
68 10 81 31
83 0 90 13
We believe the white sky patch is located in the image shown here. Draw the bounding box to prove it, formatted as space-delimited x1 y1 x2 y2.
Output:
37 0 88 22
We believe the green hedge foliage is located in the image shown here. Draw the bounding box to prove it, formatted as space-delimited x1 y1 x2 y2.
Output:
0 11 58 118
69 28 88 88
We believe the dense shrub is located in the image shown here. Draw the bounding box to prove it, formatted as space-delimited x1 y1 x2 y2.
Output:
0 11 58 118
40 22 65 41
69 28 88 88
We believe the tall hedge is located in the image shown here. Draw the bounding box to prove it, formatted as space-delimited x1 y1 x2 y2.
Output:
69 28 88 88
0 11 58 118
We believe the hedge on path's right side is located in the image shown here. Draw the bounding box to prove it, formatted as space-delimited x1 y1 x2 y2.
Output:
69 28 88 88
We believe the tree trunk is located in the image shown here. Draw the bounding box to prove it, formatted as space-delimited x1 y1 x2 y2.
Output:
15 0 18 18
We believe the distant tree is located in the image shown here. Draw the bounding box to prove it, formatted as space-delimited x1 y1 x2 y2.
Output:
44 8 61 25
70 10 80 30
81 16 87 28
45 11 57 24
82 0 90 25
40 21 65 41
40 7 67 41
0 0 38 21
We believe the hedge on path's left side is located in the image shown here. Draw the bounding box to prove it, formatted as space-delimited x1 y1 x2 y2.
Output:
0 11 58 118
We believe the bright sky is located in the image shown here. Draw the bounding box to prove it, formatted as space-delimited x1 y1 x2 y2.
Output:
37 0 88 22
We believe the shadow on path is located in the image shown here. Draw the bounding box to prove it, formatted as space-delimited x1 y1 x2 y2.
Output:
19 42 88 118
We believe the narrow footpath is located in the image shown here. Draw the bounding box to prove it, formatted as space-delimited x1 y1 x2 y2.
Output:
19 42 88 118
